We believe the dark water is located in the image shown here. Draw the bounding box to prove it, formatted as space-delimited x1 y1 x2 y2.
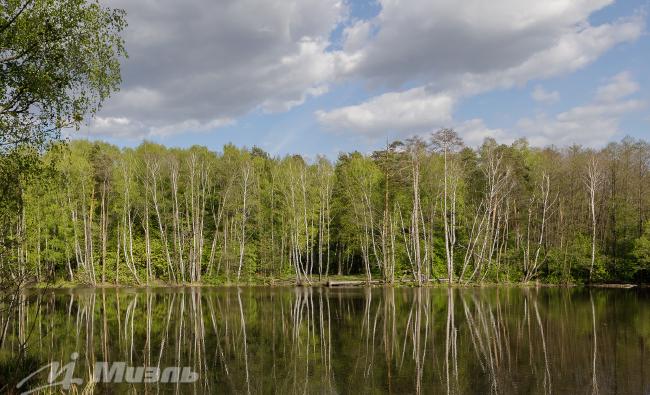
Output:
1 286 649 394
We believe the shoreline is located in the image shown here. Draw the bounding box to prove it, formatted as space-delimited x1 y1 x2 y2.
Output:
21 276 647 291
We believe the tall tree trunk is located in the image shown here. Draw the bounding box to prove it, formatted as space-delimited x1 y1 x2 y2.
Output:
237 165 251 281
586 157 602 282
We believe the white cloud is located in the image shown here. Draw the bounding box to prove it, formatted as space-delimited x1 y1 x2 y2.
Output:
316 87 454 137
449 14 644 96
319 1 644 139
92 0 345 138
87 116 234 139
516 73 644 146
455 119 512 147
88 0 645 143
595 71 639 102
339 1 643 91
531 85 560 104
382 72 644 148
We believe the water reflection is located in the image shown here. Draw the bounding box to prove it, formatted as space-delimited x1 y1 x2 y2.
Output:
1 287 649 394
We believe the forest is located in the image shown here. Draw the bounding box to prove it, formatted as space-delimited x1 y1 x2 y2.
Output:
4 132 650 286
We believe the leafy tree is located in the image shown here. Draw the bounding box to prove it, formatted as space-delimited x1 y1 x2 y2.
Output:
1 0 126 150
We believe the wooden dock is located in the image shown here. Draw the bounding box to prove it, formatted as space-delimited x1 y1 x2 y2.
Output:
325 280 382 287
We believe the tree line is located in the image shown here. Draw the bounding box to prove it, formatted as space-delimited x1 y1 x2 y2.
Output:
4 132 650 285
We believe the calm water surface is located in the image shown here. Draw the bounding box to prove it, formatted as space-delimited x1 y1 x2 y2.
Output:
1 286 649 394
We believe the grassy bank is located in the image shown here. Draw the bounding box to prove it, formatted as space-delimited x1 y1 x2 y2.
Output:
25 275 645 290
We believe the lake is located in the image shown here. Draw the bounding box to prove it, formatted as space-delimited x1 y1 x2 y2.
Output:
1 286 649 394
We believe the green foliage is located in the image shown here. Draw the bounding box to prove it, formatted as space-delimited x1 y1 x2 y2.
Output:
633 221 650 280
0 0 127 286
1 0 127 150
5 134 650 285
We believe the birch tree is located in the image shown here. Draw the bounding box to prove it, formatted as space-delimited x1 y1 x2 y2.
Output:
431 128 463 284
585 155 604 281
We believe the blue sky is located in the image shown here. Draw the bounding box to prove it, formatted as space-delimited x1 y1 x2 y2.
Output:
81 0 650 159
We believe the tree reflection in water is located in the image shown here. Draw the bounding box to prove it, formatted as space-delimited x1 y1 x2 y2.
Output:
1 286 649 394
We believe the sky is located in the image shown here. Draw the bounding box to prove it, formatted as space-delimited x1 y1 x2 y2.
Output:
78 0 650 159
